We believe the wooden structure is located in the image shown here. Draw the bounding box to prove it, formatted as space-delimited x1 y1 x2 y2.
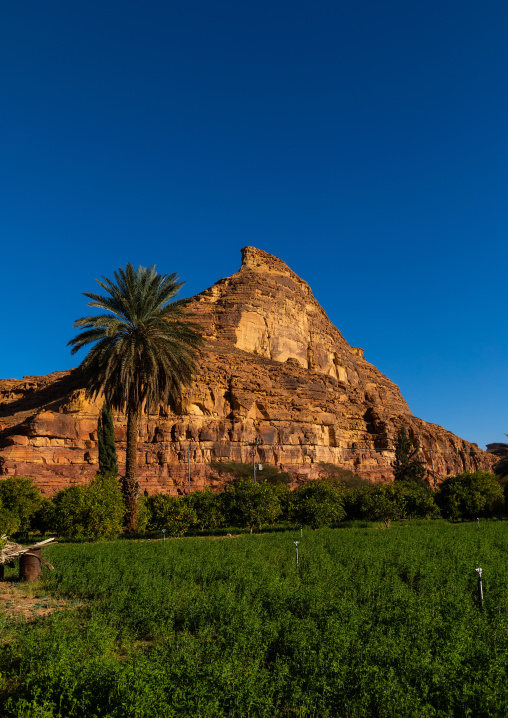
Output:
0 536 55 581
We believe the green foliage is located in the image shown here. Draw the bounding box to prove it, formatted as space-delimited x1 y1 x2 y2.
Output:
436 470 504 520
397 482 440 519
85 474 125 538
267 482 293 522
0 476 44 532
211 460 292 486
52 474 125 539
290 480 345 529
68 263 203 532
344 482 439 523
31 498 56 535
187 489 225 531
5 522 508 717
317 462 370 489
492 438 508 478
97 404 118 477
147 494 197 537
51 485 88 537
355 484 407 527
0 500 21 536
136 495 150 534
222 480 281 533
392 426 427 486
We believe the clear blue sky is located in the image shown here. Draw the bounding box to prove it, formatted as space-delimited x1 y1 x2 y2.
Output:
1 1 507 450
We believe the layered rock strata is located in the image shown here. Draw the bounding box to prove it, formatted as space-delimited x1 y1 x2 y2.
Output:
0 248 496 495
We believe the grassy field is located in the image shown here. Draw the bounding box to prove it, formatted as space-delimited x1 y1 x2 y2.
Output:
2 520 508 717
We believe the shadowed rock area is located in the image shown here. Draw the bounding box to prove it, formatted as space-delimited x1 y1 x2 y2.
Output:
0 247 495 495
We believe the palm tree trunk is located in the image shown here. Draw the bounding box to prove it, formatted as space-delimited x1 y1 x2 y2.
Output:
124 408 139 532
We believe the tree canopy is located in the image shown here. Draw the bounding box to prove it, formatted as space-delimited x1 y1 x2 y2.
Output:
392 426 427 486
68 263 203 530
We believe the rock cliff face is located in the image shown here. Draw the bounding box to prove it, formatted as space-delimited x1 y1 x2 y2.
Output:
0 247 496 495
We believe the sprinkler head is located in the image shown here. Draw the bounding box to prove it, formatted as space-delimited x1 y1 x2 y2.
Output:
294 541 300 547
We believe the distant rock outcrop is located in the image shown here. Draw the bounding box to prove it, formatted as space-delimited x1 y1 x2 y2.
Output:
0 247 496 495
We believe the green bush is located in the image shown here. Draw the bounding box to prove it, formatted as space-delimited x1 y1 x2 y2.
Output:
85 474 125 538
147 494 197 537
222 480 281 533
290 480 345 529
187 489 225 531
344 482 438 524
436 470 503 520
392 426 427 486
136 495 150 534
97 404 118 477
31 498 56 535
52 485 88 537
396 482 440 519
353 484 407 527
0 476 44 531
0 499 21 536
52 474 125 539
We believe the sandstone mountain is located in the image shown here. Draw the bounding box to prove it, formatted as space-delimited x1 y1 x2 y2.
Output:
0 247 495 495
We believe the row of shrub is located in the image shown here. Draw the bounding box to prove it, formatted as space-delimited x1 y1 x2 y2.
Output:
0 466 505 540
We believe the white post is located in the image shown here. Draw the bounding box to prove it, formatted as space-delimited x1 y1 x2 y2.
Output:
294 540 300 569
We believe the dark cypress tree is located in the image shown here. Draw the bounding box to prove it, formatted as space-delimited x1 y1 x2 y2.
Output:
97 404 118 477
492 437 508 478
392 426 427 486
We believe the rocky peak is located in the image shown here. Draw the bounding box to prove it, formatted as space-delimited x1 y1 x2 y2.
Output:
192 247 409 414
0 247 496 495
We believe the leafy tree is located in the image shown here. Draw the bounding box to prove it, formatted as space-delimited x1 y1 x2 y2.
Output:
290 481 345 529
436 471 503 520
222 480 281 534
491 438 508 479
31 498 55 535
0 476 44 531
147 494 197 537
68 263 203 531
97 404 118 477
52 475 125 539
0 494 21 536
356 484 406 528
392 427 427 486
397 482 440 519
51 484 88 537
85 474 125 538
187 489 225 531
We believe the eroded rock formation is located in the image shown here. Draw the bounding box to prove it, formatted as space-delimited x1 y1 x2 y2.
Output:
0 247 496 495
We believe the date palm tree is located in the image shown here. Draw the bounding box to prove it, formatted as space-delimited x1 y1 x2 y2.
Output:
68 263 203 531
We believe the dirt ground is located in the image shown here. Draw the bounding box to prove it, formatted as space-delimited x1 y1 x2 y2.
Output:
0 579 81 622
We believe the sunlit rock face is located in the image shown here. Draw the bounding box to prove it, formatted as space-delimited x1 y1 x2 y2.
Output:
0 248 496 495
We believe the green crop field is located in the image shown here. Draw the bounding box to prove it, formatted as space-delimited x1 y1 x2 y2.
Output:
2 521 508 717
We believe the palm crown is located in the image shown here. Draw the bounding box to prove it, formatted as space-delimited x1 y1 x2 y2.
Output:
68 263 203 530
68 263 203 411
